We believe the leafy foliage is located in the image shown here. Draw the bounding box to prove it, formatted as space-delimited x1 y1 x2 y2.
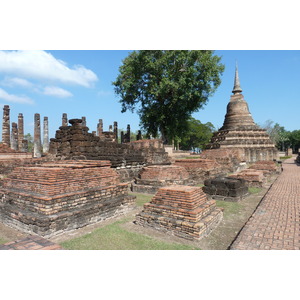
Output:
113 50 224 144
24 133 33 152
180 117 215 152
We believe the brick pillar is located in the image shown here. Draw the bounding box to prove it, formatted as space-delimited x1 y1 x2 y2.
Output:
43 116 49 153
114 121 118 143
127 124 131 143
62 113 68 126
22 139 28 152
97 119 103 136
18 113 24 150
33 113 42 158
82 116 86 127
109 125 113 132
136 130 142 140
2 105 10 146
121 131 124 144
11 122 18 150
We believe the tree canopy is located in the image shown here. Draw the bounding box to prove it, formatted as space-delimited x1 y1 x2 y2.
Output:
180 117 215 152
113 50 224 144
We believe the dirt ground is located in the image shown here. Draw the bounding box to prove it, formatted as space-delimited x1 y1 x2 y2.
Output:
0 176 278 250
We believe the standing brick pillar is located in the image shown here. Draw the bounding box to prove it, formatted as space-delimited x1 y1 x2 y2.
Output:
109 125 113 132
2 105 10 146
82 116 86 127
33 113 42 158
97 119 103 136
136 130 142 140
11 122 18 150
18 113 24 150
43 116 49 153
126 124 131 143
22 139 28 152
62 113 68 126
121 131 124 144
114 121 118 143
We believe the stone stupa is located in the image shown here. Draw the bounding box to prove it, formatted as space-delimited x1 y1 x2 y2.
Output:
203 64 277 164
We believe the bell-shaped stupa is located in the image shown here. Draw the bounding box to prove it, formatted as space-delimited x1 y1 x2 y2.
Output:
204 64 277 163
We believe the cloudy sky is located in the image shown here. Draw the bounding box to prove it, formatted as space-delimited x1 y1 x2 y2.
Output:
0 50 300 140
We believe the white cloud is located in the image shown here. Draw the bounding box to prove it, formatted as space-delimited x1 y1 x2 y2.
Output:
0 76 33 88
0 50 98 88
0 88 34 104
43 86 73 98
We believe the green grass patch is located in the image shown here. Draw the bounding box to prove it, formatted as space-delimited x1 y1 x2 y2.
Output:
0 237 8 245
183 156 201 159
196 184 204 188
129 192 153 207
215 200 243 218
60 218 200 250
248 187 262 194
279 156 292 160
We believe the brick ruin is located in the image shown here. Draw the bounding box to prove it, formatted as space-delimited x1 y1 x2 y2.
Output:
174 158 226 184
201 65 277 171
135 185 223 240
0 160 135 237
203 177 248 202
48 118 171 182
132 165 190 194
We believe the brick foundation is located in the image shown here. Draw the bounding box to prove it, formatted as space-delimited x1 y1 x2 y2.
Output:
174 158 225 184
135 185 223 240
132 165 190 194
203 177 248 201
0 160 136 237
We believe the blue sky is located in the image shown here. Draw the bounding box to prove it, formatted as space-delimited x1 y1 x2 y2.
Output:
0 50 299 139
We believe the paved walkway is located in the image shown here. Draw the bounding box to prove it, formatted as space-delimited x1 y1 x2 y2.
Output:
231 157 300 250
0 235 63 250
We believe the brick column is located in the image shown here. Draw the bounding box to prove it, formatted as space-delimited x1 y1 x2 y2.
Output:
97 119 103 136
62 113 68 126
18 113 24 150
11 122 18 150
33 113 42 158
126 124 131 143
2 105 10 146
82 116 86 127
114 121 118 143
43 116 49 153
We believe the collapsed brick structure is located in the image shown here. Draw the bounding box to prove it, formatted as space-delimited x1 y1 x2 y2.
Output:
201 65 277 170
0 160 136 237
135 185 223 240
48 119 170 179
203 177 248 201
132 165 190 194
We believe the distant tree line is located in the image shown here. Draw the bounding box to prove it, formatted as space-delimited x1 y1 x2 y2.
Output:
262 120 300 153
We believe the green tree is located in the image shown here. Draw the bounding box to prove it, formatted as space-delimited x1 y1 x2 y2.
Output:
113 50 224 144
180 117 215 152
262 120 289 150
288 130 300 153
24 133 33 152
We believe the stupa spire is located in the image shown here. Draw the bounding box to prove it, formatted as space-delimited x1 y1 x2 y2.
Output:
232 62 242 94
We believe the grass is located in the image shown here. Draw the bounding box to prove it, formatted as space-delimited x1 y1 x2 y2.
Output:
215 200 243 218
129 192 153 207
248 187 262 194
0 237 8 245
279 156 292 160
60 218 200 250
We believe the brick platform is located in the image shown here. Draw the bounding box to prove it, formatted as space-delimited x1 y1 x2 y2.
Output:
174 158 225 184
135 185 223 240
230 157 300 250
0 160 135 237
132 165 189 194
229 169 265 187
0 235 62 250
